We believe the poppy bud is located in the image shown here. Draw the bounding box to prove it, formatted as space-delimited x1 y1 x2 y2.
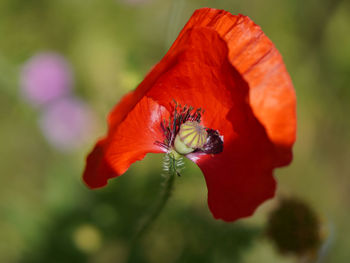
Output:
174 121 207 155
266 198 321 256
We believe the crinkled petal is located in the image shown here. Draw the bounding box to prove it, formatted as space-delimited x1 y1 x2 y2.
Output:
180 8 296 166
83 138 116 188
190 105 278 221
83 96 169 188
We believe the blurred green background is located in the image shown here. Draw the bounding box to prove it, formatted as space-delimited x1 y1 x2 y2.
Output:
1 0 349 262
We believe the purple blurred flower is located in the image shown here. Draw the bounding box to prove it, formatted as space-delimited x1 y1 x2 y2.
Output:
20 52 73 106
39 97 96 152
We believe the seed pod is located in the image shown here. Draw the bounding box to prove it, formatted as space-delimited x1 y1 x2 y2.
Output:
174 121 207 155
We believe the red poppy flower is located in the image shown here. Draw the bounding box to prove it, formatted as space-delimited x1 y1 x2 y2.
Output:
83 8 296 222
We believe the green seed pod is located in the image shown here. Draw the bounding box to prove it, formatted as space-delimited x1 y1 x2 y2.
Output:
174 121 207 155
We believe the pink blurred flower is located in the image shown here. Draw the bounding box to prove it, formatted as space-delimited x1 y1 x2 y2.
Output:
39 97 95 152
20 52 73 106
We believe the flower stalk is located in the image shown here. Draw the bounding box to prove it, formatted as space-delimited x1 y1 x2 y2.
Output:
126 153 180 262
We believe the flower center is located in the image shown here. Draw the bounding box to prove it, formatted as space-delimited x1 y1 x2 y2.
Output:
156 101 224 156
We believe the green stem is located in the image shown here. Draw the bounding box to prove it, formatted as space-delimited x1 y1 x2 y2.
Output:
134 169 175 240
126 154 178 262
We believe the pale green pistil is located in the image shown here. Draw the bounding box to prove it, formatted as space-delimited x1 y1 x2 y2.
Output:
173 121 208 155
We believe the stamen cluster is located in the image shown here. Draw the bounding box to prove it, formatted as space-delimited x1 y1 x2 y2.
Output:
156 101 223 156
158 101 205 150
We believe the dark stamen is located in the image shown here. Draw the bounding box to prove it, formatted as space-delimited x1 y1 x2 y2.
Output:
156 100 207 149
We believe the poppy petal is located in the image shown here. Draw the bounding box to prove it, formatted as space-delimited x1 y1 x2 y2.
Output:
195 151 277 222
83 96 169 188
83 138 115 188
179 8 296 165
191 105 278 221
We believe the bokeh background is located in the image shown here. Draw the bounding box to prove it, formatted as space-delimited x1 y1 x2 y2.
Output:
1 0 349 262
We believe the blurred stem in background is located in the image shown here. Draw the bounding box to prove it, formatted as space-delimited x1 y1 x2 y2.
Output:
299 0 343 55
0 54 19 99
165 0 186 49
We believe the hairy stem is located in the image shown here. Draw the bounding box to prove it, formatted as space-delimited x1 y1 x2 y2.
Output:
133 168 175 240
126 153 179 262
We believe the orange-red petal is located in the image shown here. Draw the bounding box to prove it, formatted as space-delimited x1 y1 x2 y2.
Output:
179 8 296 166
83 138 115 188
83 96 169 188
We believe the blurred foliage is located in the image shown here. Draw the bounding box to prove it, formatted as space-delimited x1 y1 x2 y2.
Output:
0 0 350 262
15 163 260 263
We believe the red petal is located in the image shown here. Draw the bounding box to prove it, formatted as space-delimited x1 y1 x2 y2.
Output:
182 8 296 166
83 96 169 188
191 107 278 221
83 138 115 188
